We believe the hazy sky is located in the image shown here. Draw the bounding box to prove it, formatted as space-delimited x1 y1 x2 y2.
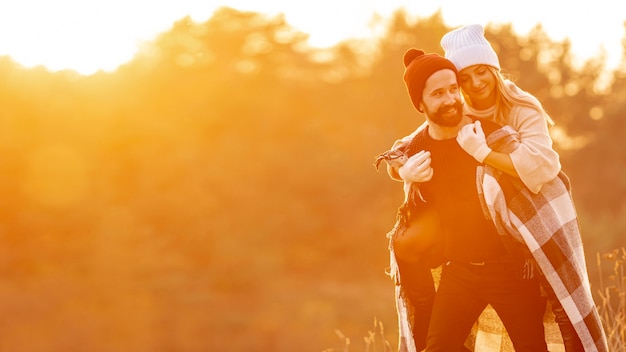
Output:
0 0 623 75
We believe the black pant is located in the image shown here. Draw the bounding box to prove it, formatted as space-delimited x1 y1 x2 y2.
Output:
396 259 436 352
397 259 472 352
425 261 548 352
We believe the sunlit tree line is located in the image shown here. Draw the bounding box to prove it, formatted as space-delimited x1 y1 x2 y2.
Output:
0 7 624 351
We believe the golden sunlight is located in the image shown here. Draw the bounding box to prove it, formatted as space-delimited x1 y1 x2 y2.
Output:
22 144 89 207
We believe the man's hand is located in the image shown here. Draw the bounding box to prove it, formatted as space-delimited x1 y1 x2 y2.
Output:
398 150 433 183
457 120 492 162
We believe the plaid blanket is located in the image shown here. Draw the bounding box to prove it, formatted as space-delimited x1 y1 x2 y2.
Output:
478 126 608 352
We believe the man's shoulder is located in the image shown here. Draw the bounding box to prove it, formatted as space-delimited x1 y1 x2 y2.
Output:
405 126 430 156
476 118 501 136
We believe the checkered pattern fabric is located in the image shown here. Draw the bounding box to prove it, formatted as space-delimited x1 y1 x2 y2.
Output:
478 126 608 352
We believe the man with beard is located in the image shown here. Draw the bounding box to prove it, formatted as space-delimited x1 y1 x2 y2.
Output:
389 49 548 352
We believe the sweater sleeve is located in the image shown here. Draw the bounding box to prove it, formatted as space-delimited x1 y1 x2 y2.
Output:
508 105 561 193
386 121 428 181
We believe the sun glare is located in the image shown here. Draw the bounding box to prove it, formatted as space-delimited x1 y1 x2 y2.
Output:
0 0 623 75
0 0 387 75
0 0 217 75
1 28 138 75
0 1 148 74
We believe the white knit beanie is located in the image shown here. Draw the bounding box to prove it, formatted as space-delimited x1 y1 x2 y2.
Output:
440 24 500 71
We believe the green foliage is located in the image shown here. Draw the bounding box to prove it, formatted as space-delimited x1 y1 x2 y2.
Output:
0 7 624 352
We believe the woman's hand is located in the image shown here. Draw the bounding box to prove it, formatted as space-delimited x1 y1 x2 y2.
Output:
398 150 433 183
457 120 492 162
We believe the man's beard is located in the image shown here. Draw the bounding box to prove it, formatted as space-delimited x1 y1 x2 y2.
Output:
427 101 463 127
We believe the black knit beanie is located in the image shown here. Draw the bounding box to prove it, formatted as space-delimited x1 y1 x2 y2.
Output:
403 49 458 111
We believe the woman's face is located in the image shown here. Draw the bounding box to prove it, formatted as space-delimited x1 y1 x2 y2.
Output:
458 64 497 109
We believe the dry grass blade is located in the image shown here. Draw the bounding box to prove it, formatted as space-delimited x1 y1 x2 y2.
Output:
596 248 626 352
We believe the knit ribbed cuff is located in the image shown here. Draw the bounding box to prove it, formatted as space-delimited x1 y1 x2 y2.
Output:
474 144 492 163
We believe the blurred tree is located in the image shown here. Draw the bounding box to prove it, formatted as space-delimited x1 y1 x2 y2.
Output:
560 29 626 252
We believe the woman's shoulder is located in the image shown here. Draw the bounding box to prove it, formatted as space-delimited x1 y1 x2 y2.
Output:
508 104 547 127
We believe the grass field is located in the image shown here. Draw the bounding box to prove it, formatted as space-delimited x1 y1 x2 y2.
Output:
326 248 626 352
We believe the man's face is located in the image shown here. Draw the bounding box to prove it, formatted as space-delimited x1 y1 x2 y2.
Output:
420 69 463 127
